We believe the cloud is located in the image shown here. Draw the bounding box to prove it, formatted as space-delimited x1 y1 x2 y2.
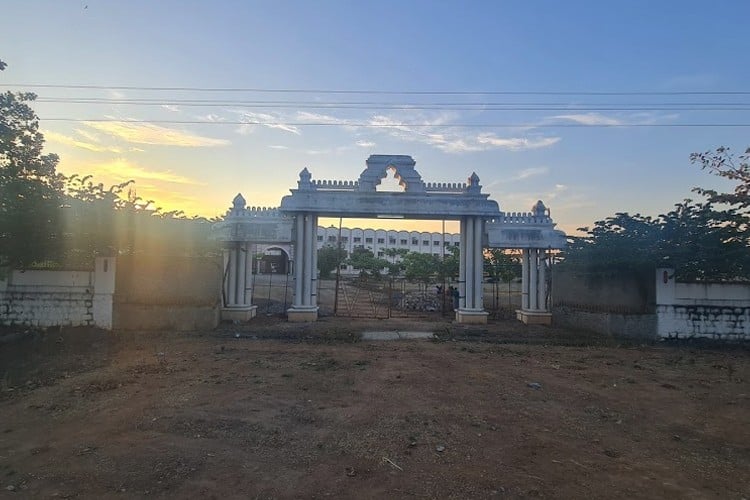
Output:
356 140 376 148
44 130 123 153
84 121 230 147
550 112 622 126
512 167 550 181
233 111 301 135
305 146 352 156
161 104 181 113
73 128 102 143
268 145 289 150
476 134 561 151
366 113 561 153
91 157 205 185
296 111 350 125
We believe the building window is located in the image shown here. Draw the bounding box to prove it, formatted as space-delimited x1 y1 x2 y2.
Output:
365 237 373 243
433 240 440 246
400 239 408 245
317 235 323 242
444 241 450 246
423 240 429 246
377 238 385 244
341 236 348 243
412 238 419 245
389 237 396 244
377 251 384 257
433 253 440 257
453 242 460 246
353 237 361 243
327 236 336 242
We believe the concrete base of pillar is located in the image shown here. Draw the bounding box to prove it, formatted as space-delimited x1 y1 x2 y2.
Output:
287 306 319 322
221 306 258 322
516 309 552 325
455 308 489 324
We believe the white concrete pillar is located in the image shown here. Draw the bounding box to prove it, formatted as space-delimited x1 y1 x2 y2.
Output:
311 215 318 306
93 256 116 330
245 245 253 304
237 244 247 305
521 249 530 310
473 217 483 310
465 215 475 309
288 212 319 322
537 250 547 312
227 245 237 306
459 217 467 309
294 213 304 307
529 249 538 311
303 213 314 306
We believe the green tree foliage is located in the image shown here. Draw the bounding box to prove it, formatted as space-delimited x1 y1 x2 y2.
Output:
383 247 409 275
0 71 216 268
346 247 389 278
484 248 520 283
402 251 440 284
690 146 750 210
437 245 460 282
317 245 347 279
0 90 65 267
563 148 750 281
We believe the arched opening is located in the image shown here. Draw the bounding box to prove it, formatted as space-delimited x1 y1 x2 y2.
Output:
257 247 289 274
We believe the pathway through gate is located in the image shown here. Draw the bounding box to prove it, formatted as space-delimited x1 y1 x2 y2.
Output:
333 276 454 319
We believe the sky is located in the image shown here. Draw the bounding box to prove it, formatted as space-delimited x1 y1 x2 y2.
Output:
2 0 749 235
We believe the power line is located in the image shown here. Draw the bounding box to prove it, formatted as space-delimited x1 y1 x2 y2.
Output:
40 118 750 127
31 98 750 112
3 83 750 96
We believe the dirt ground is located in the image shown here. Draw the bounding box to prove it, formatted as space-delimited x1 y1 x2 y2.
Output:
0 317 748 499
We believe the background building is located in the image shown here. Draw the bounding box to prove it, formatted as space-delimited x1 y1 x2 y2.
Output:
256 226 460 275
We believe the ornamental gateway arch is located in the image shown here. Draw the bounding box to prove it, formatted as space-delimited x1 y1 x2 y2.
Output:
212 155 566 325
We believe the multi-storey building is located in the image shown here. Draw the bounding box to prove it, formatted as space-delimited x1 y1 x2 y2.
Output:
256 226 460 275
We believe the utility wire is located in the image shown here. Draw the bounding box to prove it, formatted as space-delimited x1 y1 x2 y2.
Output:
3 83 750 96
40 118 750 127
32 99 750 112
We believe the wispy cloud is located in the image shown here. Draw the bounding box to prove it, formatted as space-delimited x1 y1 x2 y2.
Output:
512 166 550 181
44 130 123 153
547 111 680 127
476 134 561 151
73 128 103 143
233 111 301 135
161 104 181 113
84 121 230 147
367 113 560 153
305 146 352 156
296 111 350 125
268 145 289 150
550 112 622 126
356 140 376 148
91 157 205 185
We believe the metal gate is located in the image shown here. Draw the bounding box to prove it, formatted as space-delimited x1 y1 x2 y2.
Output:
332 276 452 319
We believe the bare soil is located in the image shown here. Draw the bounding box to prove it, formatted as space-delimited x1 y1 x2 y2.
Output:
0 317 748 499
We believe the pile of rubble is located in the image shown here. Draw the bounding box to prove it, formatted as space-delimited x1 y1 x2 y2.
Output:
397 292 444 312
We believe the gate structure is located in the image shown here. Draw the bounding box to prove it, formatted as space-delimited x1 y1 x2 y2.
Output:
214 154 566 325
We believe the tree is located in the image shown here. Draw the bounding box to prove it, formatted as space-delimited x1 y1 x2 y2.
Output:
346 247 389 278
690 146 750 210
402 251 440 288
0 90 64 267
383 247 409 276
438 245 460 282
560 146 750 281
317 245 347 279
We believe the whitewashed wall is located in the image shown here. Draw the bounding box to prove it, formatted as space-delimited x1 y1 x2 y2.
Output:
656 268 750 340
0 257 115 329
